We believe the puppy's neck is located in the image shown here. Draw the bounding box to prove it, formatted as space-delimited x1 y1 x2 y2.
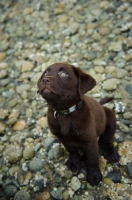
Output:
47 97 81 111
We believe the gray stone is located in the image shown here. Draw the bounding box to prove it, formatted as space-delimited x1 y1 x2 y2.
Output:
125 84 132 97
126 164 132 178
103 78 119 91
4 185 18 198
50 187 63 200
107 170 121 183
29 158 45 172
0 122 6 134
16 84 31 94
14 190 31 200
44 137 58 152
70 177 81 191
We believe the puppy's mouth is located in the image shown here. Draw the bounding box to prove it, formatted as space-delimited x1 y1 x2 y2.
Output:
38 86 51 94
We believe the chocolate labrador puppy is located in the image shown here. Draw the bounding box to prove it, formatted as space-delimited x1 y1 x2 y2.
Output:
37 63 119 186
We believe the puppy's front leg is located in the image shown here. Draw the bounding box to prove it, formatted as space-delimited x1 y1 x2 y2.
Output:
83 140 102 186
57 137 83 172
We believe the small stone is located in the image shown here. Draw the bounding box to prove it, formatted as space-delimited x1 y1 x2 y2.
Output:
4 145 23 163
125 54 132 62
58 15 68 23
14 190 31 200
23 146 35 160
9 166 20 176
26 109 33 118
9 98 18 108
44 137 58 152
102 177 114 185
50 188 63 200
117 122 129 133
54 145 64 159
115 131 125 143
116 69 128 78
114 102 125 113
38 117 47 129
38 191 50 200
48 148 54 160
123 112 131 119
21 61 34 72
0 69 7 78
103 78 119 91
16 84 31 94
13 120 26 131
0 122 6 134
83 51 97 61
105 66 116 74
94 66 104 74
0 109 8 119
0 52 6 62
4 185 18 198
0 62 9 69
8 110 19 125
108 42 122 52
100 1 109 8
125 84 132 97
107 170 121 183
23 7 33 15
29 158 45 172
17 170 33 185
126 164 132 178
99 27 111 35
70 177 81 191
92 33 101 41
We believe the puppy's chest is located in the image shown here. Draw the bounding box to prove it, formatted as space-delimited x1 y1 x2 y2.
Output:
49 115 83 140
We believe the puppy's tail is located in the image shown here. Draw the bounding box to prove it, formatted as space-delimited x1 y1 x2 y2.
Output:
99 97 113 105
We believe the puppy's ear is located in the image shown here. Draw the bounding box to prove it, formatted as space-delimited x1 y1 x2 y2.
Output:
75 67 96 95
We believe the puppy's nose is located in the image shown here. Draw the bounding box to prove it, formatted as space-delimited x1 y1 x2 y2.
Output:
42 77 51 84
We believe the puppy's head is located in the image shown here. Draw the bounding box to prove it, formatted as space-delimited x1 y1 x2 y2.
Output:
37 63 96 105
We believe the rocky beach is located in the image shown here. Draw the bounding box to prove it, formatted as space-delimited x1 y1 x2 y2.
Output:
0 0 132 199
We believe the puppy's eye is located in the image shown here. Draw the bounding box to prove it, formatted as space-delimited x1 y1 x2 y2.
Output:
59 71 68 77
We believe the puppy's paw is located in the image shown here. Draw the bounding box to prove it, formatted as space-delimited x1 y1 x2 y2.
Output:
87 168 102 186
65 157 82 172
108 149 120 163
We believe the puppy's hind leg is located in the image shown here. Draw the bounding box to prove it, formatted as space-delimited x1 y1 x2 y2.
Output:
98 107 120 162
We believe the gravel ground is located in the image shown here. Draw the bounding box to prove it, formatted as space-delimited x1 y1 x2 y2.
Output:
0 0 132 199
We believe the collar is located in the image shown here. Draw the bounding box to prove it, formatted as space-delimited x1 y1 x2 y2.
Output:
49 99 83 118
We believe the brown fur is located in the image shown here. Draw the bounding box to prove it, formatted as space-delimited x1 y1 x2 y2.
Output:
37 63 119 186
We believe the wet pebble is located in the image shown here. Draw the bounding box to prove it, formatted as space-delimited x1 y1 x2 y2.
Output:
13 120 26 131
0 52 6 62
23 145 35 160
103 78 119 91
44 137 58 152
16 84 31 94
21 61 34 72
38 191 50 200
3 145 23 163
117 122 129 133
69 177 81 192
107 170 121 183
29 158 45 172
126 164 132 178
17 170 33 185
4 185 18 198
0 122 6 134
14 190 31 200
50 187 63 200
